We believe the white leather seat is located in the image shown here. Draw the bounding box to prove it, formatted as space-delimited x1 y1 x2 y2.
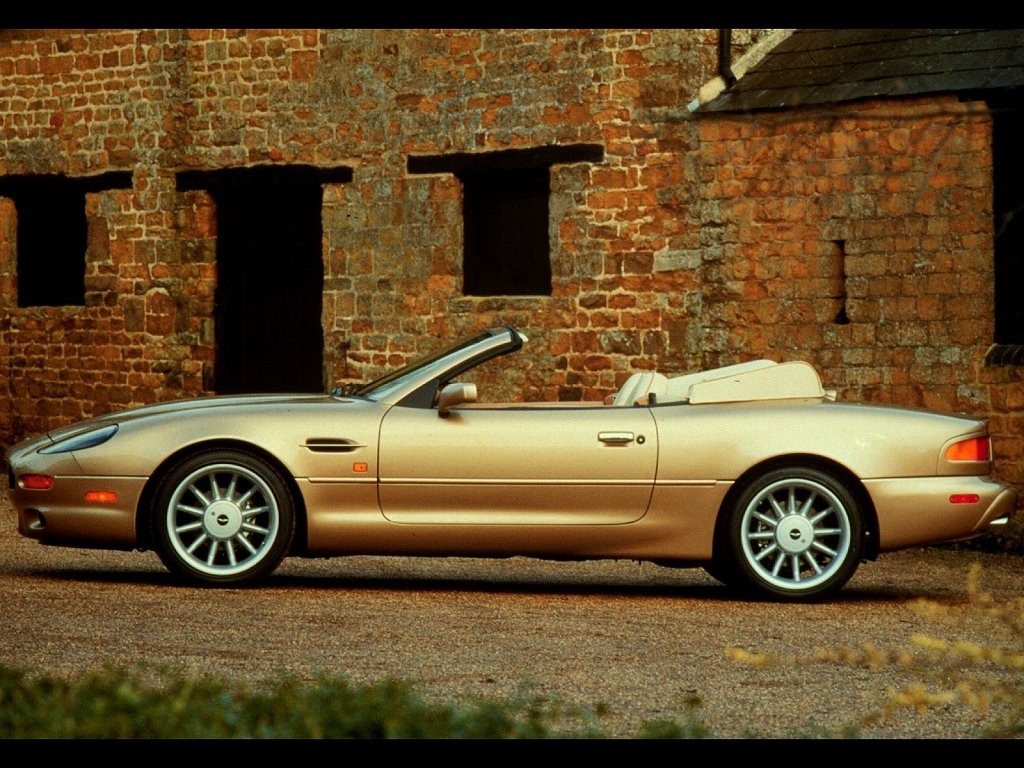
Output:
612 372 667 406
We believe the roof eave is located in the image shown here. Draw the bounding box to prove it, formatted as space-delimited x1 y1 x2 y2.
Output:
688 29 797 114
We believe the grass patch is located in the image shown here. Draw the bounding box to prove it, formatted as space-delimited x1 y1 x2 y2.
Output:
0 666 610 738
0 665 720 739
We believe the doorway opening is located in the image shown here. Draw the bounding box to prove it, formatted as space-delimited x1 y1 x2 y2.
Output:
178 165 352 393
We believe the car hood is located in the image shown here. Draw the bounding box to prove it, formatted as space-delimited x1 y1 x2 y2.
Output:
43 393 350 444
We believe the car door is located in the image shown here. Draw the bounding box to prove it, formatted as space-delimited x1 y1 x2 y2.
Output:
378 404 657 524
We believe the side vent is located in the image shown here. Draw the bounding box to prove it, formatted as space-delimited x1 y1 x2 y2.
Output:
303 438 365 453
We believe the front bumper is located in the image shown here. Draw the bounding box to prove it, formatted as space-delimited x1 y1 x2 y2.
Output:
7 474 147 549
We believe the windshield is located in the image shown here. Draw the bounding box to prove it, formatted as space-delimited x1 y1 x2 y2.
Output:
349 329 497 401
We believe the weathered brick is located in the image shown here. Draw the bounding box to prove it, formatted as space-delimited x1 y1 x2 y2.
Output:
0 29 1018 521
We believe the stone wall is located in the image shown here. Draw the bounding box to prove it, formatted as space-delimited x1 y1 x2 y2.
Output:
0 29 1020 518
0 186 215 438
0 28 723 436
695 97 1023 494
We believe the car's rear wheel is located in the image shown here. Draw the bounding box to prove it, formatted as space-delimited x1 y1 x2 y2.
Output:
727 467 863 601
151 450 295 585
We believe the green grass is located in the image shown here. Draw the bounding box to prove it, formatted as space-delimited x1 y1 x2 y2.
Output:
0 665 645 739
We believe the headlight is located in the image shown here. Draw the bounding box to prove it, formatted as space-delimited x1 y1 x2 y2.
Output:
39 424 119 454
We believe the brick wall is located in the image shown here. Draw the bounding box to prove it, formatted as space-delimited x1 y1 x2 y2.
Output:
0 184 215 438
0 28 720 435
0 29 1020 521
696 97 1024 497
311 28 718 402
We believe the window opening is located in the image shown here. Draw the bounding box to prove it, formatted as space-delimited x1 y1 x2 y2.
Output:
990 93 1024 348
408 144 603 297
0 172 132 307
831 239 850 325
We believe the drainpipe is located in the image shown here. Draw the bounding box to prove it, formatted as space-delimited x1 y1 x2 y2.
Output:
719 28 737 88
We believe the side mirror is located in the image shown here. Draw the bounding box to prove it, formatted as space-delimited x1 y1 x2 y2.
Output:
437 382 477 417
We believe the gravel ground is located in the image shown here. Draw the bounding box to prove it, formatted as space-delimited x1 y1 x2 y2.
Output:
0 494 1021 740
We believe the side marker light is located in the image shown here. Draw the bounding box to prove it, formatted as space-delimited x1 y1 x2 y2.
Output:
949 494 980 504
19 474 55 490
85 491 119 503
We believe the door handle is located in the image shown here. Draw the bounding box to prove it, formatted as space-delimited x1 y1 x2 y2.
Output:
598 431 635 445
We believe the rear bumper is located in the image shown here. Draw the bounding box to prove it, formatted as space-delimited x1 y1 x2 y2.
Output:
867 476 1017 551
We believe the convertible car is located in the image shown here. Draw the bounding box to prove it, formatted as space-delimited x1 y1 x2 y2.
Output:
3 326 1017 600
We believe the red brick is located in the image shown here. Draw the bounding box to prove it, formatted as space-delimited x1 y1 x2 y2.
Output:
0 30 1017 523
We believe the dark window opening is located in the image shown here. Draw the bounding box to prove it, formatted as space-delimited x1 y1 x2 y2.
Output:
990 92 1024 350
831 239 850 325
0 172 132 307
461 167 551 296
178 165 352 394
408 144 603 297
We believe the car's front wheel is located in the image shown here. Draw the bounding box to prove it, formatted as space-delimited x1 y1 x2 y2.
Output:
726 467 864 601
151 450 295 585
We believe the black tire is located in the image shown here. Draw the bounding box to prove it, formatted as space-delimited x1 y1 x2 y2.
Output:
151 450 296 585
726 466 864 601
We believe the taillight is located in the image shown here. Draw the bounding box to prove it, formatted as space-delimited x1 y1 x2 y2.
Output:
945 437 990 462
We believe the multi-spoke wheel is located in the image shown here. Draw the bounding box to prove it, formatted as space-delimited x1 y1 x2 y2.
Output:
727 467 863 601
152 450 295 585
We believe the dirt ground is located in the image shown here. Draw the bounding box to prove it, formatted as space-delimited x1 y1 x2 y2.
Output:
0 494 1021 739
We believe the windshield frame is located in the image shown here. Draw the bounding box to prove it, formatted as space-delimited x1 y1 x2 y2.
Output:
341 326 525 407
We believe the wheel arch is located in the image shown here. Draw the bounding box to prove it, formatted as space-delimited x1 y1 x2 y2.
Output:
711 453 880 564
135 439 309 554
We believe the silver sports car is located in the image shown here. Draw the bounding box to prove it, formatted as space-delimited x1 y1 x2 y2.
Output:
3 326 1016 600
